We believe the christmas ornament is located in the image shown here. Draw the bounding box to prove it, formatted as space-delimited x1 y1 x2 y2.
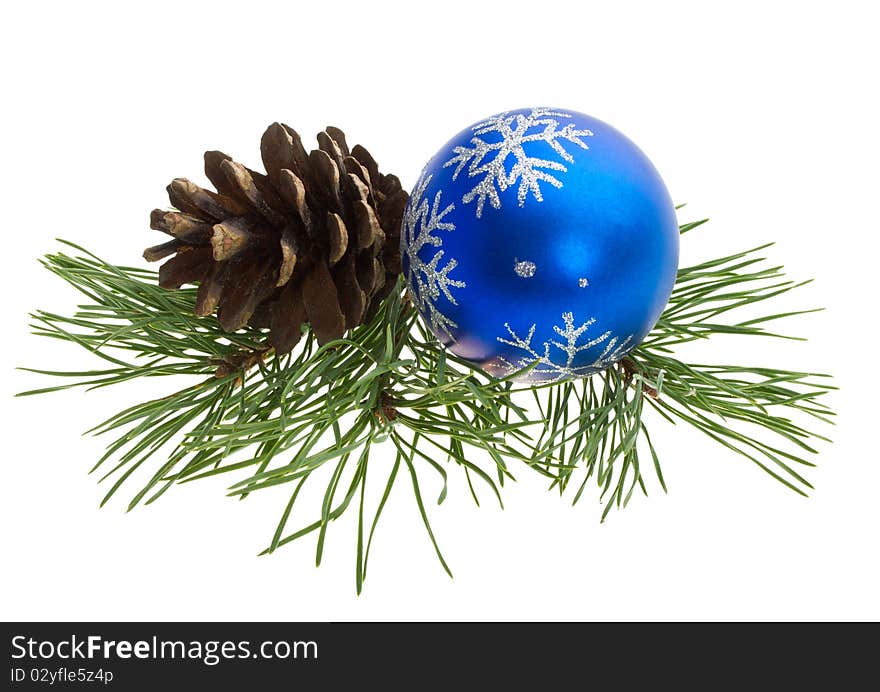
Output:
146 124 407 354
20 112 832 593
402 107 679 382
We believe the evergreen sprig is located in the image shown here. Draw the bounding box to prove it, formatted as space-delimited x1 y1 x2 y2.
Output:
18 223 834 592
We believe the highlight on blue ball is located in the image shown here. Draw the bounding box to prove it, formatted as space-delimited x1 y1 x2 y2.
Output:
401 107 679 383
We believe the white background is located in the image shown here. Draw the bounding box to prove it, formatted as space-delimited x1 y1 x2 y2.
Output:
2 1 878 621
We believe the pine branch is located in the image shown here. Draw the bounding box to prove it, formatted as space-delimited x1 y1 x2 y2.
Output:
17 225 834 591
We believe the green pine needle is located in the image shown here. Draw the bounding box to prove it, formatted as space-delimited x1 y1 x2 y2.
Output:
17 226 834 592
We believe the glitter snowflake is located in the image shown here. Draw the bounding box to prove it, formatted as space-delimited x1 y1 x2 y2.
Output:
401 174 466 340
443 107 593 218
495 312 633 382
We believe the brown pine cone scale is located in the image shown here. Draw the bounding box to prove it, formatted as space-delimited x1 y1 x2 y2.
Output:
145 123 407 354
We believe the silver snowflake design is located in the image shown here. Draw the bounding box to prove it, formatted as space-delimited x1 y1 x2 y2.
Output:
401 173 466 340
443 107 593 218
495 312 633 382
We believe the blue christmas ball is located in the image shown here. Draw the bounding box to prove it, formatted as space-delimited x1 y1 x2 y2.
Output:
401 107 679 382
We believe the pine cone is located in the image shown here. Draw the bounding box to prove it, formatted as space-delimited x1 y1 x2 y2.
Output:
145 123 407 354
